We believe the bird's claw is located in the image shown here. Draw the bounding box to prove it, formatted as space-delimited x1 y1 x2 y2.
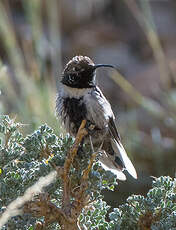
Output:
85 121 96 135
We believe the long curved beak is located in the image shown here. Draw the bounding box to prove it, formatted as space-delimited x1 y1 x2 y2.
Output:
93 64 117 70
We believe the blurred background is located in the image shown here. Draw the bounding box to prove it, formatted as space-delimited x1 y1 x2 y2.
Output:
0 0 176 206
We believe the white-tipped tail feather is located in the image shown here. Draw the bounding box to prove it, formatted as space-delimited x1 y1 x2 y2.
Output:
99 150 127 181
111 139 137 179
100 162 126 181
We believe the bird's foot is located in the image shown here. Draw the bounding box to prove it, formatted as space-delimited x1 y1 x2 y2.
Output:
85 120 96 136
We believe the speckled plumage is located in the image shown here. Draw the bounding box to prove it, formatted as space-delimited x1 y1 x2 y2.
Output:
56 55 137 180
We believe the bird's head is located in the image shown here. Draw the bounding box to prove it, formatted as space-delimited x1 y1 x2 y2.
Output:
61 55 116 88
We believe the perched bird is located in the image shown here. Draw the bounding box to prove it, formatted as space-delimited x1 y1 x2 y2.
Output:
56 55 137 181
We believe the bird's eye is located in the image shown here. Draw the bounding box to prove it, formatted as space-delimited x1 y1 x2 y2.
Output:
68 75 75 82
74 67 80 72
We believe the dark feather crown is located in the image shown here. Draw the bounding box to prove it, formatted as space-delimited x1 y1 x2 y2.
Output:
63 56 94 73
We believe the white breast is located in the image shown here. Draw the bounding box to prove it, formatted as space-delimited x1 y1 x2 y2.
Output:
62 85 92 99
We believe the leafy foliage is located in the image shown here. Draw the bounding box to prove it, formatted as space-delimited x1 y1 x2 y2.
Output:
0 116 176 229
110 176 176 230
0 116 116 229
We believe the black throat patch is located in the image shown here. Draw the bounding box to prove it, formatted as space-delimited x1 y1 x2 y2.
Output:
63 97 87 132
61 71 96 89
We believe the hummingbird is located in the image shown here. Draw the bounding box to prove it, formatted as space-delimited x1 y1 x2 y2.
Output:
56 55 137 181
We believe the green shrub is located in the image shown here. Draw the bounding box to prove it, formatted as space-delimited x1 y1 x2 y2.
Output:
0 116 175 229
110 176 176 230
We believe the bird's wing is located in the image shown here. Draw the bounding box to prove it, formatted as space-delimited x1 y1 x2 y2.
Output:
84 86 113 129
108 116 137 179
84 86 137 179
108 116 121 143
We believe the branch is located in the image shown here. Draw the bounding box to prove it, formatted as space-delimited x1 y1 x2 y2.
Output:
62 120 87 214
0 171 57 229
22 120 97 230
70 152 97 220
